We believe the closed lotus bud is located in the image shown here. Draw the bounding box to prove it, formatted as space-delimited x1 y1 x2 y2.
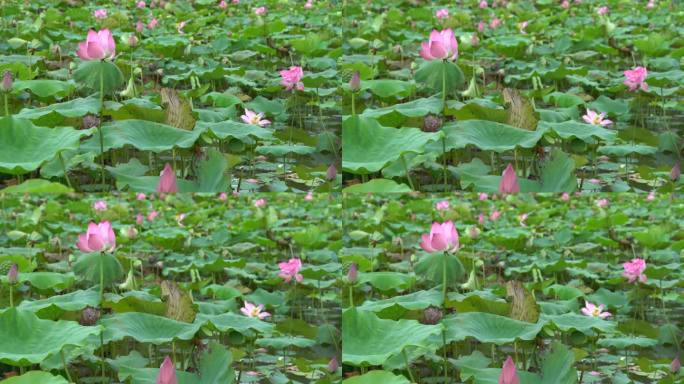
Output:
349 71 360 91
326 164 337 180
157 356 177 384
423 114 442 132
80 306 101 326
2 71 12 92
467 225 480 239
82 114 100 129
422 306 443 325
328 356 339 372
7 264 18 285
671 163 680 181
128 34 138 46
347 263 358 283
672 357 681 373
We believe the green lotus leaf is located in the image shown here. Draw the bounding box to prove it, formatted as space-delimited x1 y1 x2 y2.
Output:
342 179 411 193
0 117 92 174
415 60 465 95
541 313 616 335
19 272 75 291
357 272 416 291
14 97 100 122
597 336 659 349
17 289 99 317
73 60 124 94
0 179 72 193
12 80 76 98
415 252 465 289
99 312 202 344
2 371 68 384
342 370 410 384
342 308 442 366
443 312 544 344
199 120 273 142
361 79 415 99
598 145 658 156
72 252 123 288
342 116 442 173
440 120 544 153
539 120 617 143
0 308 101 366
197 312 274 334
256 145 317 156
358 289 442 313
81 119 205 153
361 97 443 121
256 336 316 349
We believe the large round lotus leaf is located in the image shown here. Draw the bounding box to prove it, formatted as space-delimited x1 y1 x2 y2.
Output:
0 179 72 193
361 97 443 120
358 289 442 313
0 117 92 174
415 60 465 95
597 337 659 349
342 370 410 384
197 312 274 334
357 272 415 291
342 308 442 366
361 79 415 98
0 308 102 366
73 60 124 94
342 179 411 193
342 116 442 173
415 252 465 288
256 336 316 349
18 289 99 317
256 145 317 156
12 80 75 98
2 371 68 384
541 313 616 335
19 272 75 291
73 252 123 287
81 119 205 153
15 97 100 121
598 144 658 156
443 312 544 344
198 120 273 142
99 312 202 344
538 121 616 143
440 120 544 153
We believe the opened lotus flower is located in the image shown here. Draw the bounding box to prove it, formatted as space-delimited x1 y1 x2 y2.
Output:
624 66 648 92
240 301 271 319
581 301 611 319
278 257 303 283
623 258 647 283
419 29 458 61
420 221 459 253
279 66 304 90
76 29 116 61
76 221 116 253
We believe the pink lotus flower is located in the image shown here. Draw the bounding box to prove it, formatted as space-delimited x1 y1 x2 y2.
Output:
479 192 488 201
478 21 486 32
582 109 612 126
157 356 177 384
420 221 460 253
327 164 337 180
240 301 271 319
136 213 144 225
278 258 303 283
76 221 116 253
479 0 488 8
348 263 358 282
137 1 146 8
435 200 450 210
646 0 655 9
7 264 18 284
2 71 11 92
93 200 107 211
518 21 528 34
76 29 116 61
219 192 228 201
279 66 304 91
219 0 228 8
254 198 266 208
518 213 528 226
419 29 458 61
254 6 267 15
646 191 655 201
304 191 314 201
623 258 647 283
490 210 501 221
157 163 178 193
435 8 449 19
478 213 485 224
328 357 339 372
499 356 520 384
489 18 502 29
672 163 681 181
147 210 159 222
597 6 609 15
561 192 570 201
304 1 313 9
136 21 144 33
148 17 158 29
499 163 520 193
241 109 271 126
624 67 648 91
136 192 146 200
595 198 609 208
561 0 570 8
581 301 612 319
177 21 186 34
672 357 681 373
94 9 108 19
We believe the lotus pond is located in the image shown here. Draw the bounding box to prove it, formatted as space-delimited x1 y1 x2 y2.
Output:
340 0 684 193
0 0 341 193
341 193 683 383
0 193 342 383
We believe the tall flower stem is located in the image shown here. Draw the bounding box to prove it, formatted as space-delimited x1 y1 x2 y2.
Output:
8 285 13 308
3 93 8 116
98 67 106 189
442 136 448 192
442 59 447 114
442 251 449 382
99 252 105 307
348 284 354 307
351 91 356 116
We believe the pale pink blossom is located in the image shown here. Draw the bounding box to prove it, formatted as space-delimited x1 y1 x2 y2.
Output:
597 6 609 15
561 192 570 201
518 213 528 226
478 213 486 224
157 356 177 384
498 356 520 384
595 198 609 208
241 109 271 126
279 66 304 91
435 8 449 19
240 301 271 319
94 9 108 19
254 198 266 208
157 163 178 193
581 301 612 319
561 0 570 9
76 29 116 61
278 258 303 283
624 67 648 92
518 21 528 34
93 200 107 211
304 0 313 9
623 258 647 283
254 6 267 15
499 163 520 193
137 1 146 8
219 192 228 201
136 213 144 225
478 21 486 32
304 191 313 201
582 109 612 126
646 191 655 201
646 0 655 9
148 17 158 29
419 29 459 61
479 192 488 201
489 18 501 29
136 21 144 33
176 213 186 227
479 0 488 8
435 200 450 211
219 0 228 8
490 210 501 221
420 221 460 253
76 221 116 253
176 21 186 34
147 210 159 222
137 192 146 200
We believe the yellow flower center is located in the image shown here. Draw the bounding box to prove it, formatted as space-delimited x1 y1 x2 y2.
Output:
592 308 601 316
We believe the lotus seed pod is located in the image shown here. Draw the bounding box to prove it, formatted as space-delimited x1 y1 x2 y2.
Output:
422 114 442 132
422 306 443 325
82 114 101 129
80 306 101 326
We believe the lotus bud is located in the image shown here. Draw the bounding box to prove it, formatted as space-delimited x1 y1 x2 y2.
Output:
422 306 443 325
499 356 520 384
2 71 12 93
672 357 681 373
347 263 358 283
7 264 18 285
128 34 139 46
157 163 178 193
467 225 480 239
498 163 520 193
328 356 339 372
422 114 442 132
671 163 680 181
349 71 360 91
80 306 101 326
326 164 337 180
157 356 177 384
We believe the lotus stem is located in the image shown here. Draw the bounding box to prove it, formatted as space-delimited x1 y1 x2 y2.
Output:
402 349 416 383
58 152 73 189
442 252 448 307
99 252 105 307
348 284 354 307
99 66 106 189
100 332 106 381
442 329 448 383
8 285 12 308
61 350 73 383
3 93 8 116
351 91 356 116
442 60 447 114
401 154 415 190
442 136 448 192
